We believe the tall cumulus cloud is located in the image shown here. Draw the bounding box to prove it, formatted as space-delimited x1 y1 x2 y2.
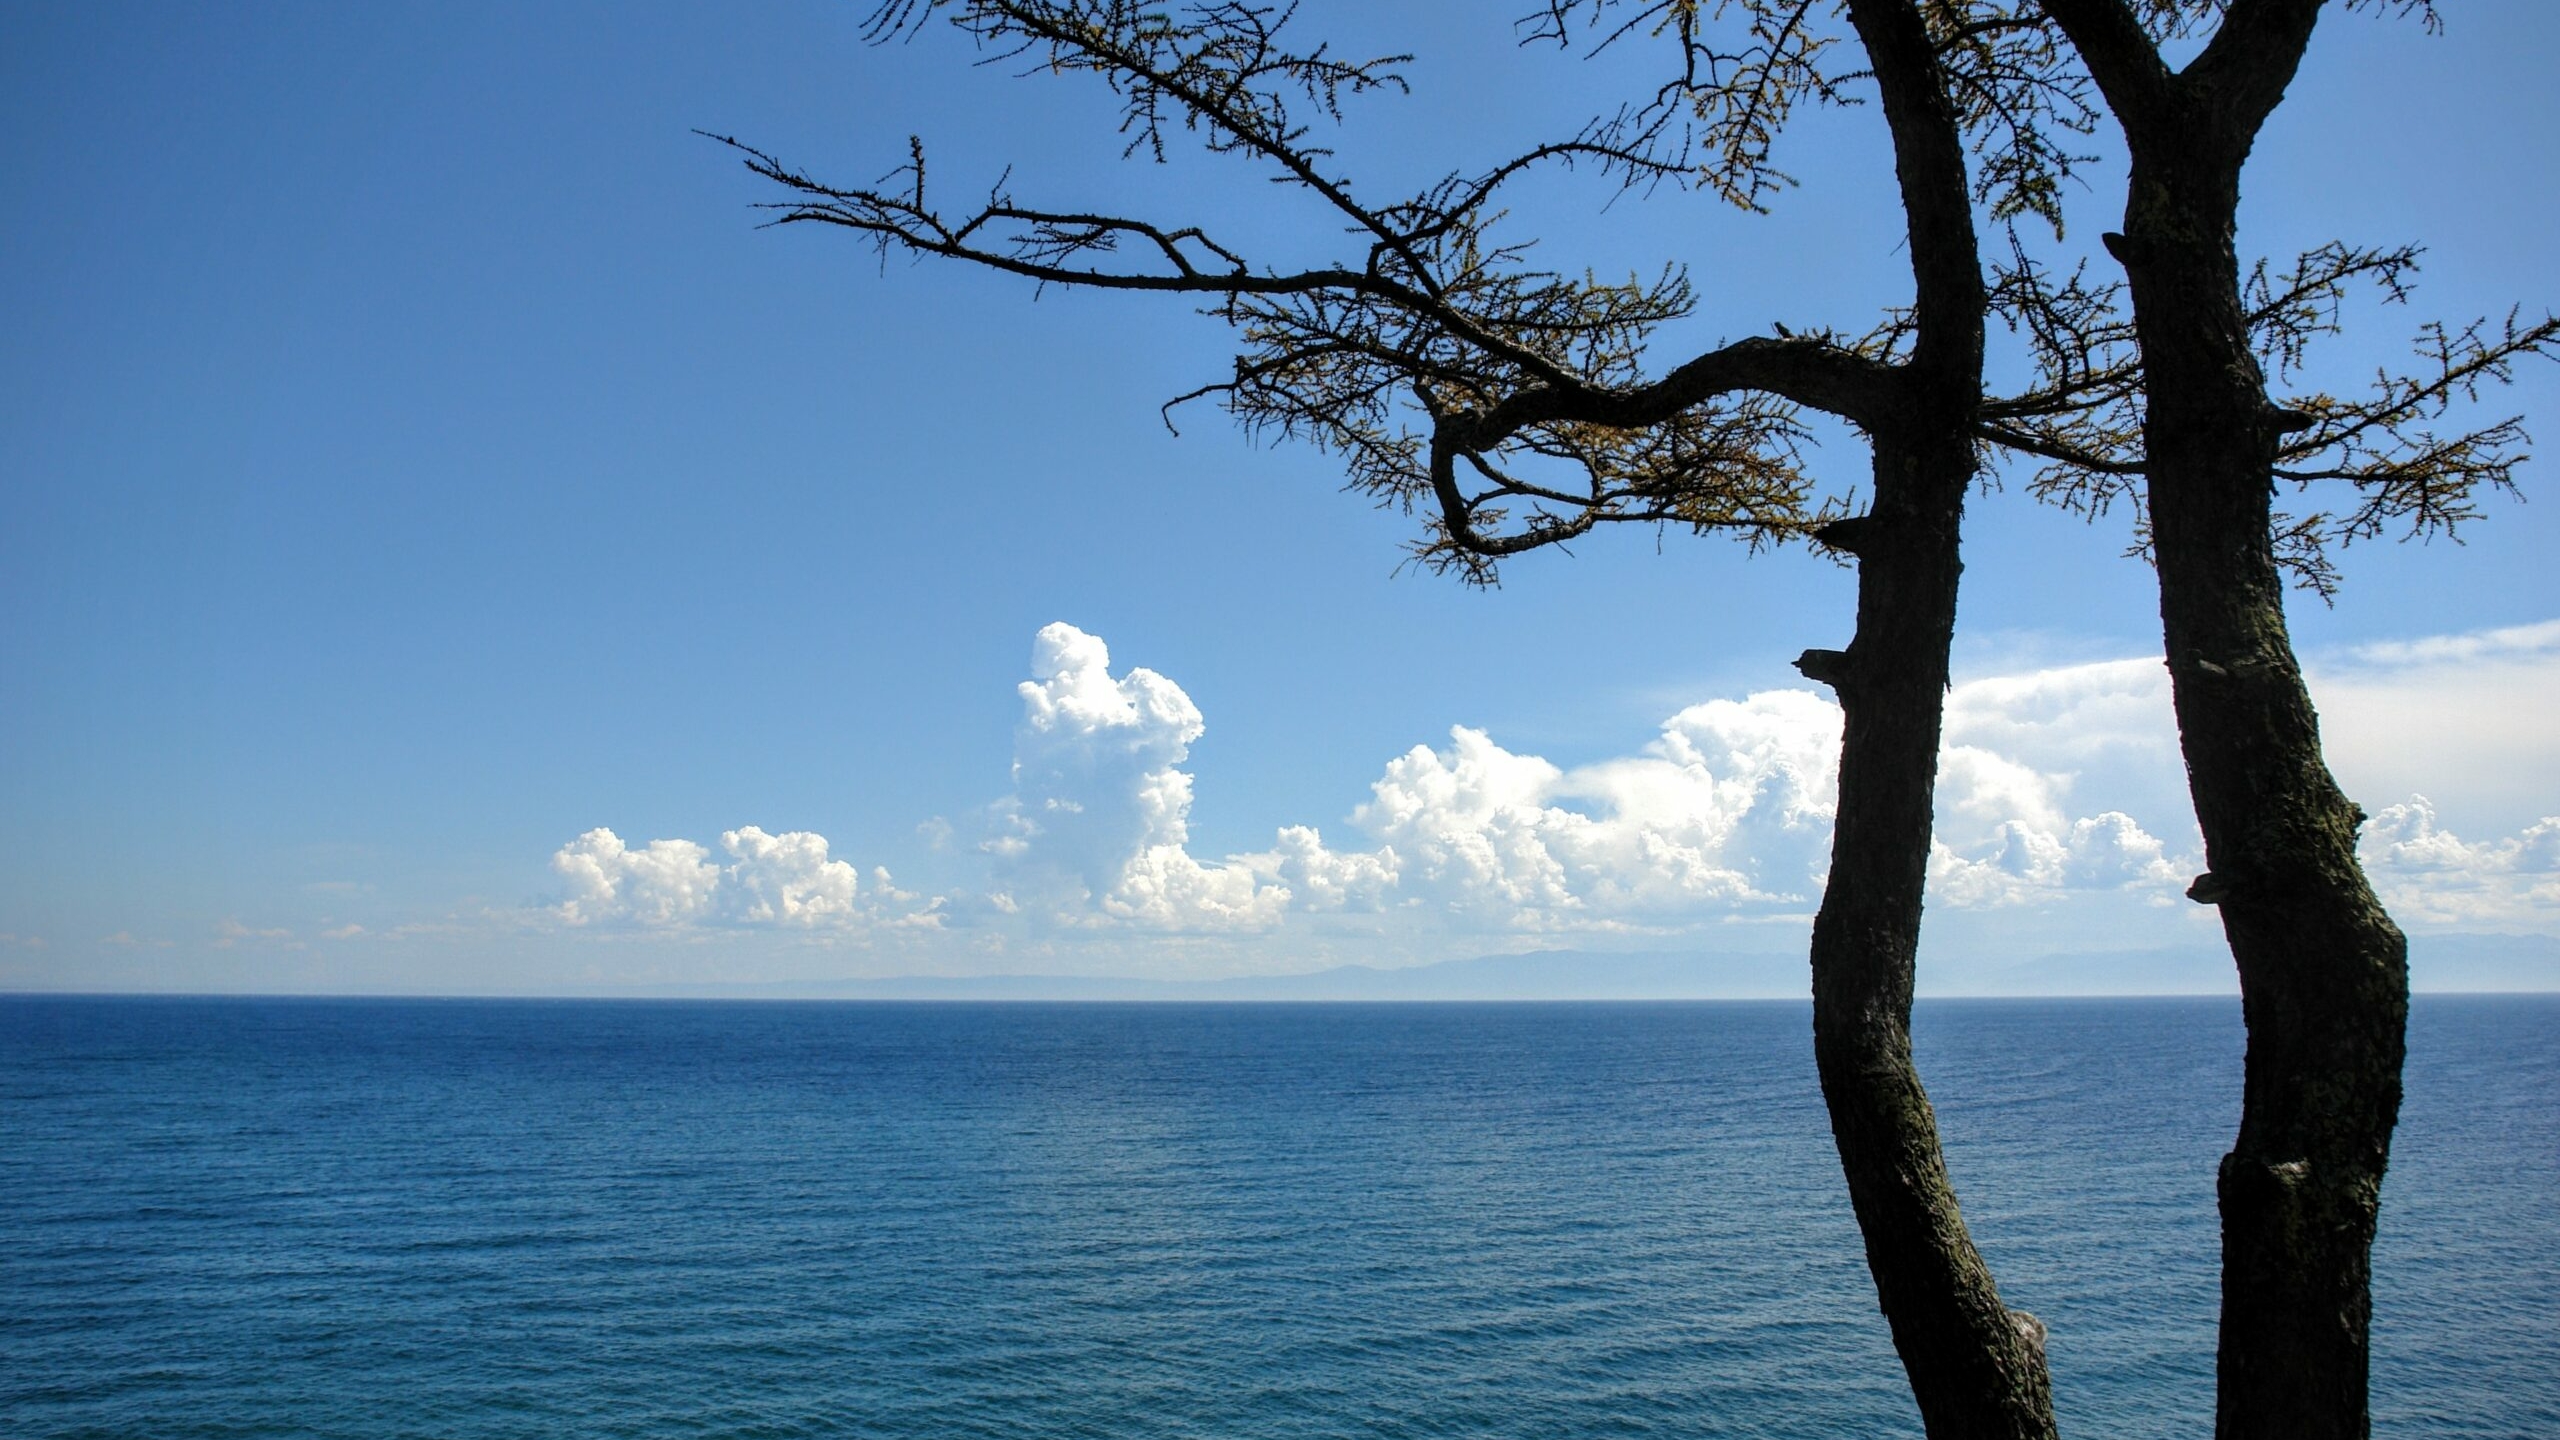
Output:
985 623 1288 929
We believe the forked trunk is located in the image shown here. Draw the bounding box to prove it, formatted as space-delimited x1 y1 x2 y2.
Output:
1803 7 2059 1433
2032 5 2414 1428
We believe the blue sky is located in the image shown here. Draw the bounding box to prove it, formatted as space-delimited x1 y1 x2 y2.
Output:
3 2 2554 994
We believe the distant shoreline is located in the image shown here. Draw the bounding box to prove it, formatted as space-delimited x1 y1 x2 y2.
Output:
9 934 2556 1003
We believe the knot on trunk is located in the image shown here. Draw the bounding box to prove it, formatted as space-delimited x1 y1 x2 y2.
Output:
2099 230 2152 269
2220 1151 2314 1204
2187 871 2236 905
2010 1309 2049 1360
1812 514 1878 557
2183 650 2272 681
1794 647 1853 690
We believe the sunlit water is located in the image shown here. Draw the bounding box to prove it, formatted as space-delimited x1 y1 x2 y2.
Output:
3 996 2552 1438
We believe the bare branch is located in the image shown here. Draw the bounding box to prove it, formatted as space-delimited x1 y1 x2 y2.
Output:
717 2 1945 582
729 1 2546 597
2274 308 2560 562
1986 221 2559 595
1533 1 1858 212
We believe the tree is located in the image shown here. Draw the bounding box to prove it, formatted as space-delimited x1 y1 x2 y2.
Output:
721 2 2064 1430
712 2 2550 1432
2016 3 2557 1435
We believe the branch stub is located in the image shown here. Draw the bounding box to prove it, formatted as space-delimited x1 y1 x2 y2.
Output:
1794 648 1853 690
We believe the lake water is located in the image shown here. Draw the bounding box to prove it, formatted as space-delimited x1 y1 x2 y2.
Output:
3 996 2553 1437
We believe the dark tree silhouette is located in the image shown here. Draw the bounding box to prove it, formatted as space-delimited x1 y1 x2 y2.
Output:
713 2 2551 1432
2019 3 2556 1435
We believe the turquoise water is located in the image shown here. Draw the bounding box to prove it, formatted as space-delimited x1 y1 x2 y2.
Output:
3 996 2553 1437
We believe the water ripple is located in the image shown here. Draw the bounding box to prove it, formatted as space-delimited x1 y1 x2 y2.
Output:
1 996 2551 1438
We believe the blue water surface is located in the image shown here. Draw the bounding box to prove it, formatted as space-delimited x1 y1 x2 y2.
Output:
2 996 2552 1438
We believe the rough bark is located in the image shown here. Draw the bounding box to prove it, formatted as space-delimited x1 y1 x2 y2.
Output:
2043 4 2410 1435
1791 6 2059 1436
1805 426 2059 1440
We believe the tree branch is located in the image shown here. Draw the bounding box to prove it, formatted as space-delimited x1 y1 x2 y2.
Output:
2034 0 2173 138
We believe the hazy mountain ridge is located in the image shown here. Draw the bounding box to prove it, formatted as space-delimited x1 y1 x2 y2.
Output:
627 933 2560 1002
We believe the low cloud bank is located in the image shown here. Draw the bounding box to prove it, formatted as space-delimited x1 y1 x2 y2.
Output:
973 626 2201 932
553 825 940 931
548 620 2559 940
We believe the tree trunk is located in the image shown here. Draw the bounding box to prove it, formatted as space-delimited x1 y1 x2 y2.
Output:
1800 423 2059 1440
2112 131 2408 1440
1800 9 2057 1434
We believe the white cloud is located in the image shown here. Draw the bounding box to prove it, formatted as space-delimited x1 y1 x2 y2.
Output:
946 628 2196 935
1290 692 1845 928
550 825 940 931
989 622 1288 930
2357 795 2560 928
2327 617 2560 669
1103 843 1292 928
553 829 721 927
539 618 2560 950
1344 726 1586 920
1937 746 2072 845
1252 825 1401 912
212 918 301 950
959 627 1852 934
2312 619 2560 835
721 825 860 924
1894 656 2196 909
1930 812 2184 909
1924 658 2193 907
1262 671 2188 929
1944 657 2182 774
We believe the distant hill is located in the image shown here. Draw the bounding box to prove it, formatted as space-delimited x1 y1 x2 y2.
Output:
1919 946 2238 998
1914 932 2559 997
632 932 2560 1002
2405 931 2560 993
638 949 1804 1002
